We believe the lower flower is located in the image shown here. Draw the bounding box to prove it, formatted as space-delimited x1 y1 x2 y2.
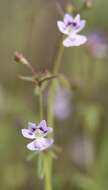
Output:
21 120 54 151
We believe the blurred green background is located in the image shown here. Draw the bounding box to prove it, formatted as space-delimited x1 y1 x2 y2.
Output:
1 0 108 189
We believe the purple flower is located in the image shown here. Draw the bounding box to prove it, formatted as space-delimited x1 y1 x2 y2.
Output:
53 87 72 120
87 31 108 58
57 13 87 47
22 120 53 139
22 120 53 151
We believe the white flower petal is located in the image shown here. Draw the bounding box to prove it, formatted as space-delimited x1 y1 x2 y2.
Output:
74 14 80 22
57 21 68 34
27 138 54 151
27 140 38 151
38 120 47 129
74 20 86 34
28 122 36 131
63 35 87 47
21 129 35 139
37 120 53 136
64 14 73 25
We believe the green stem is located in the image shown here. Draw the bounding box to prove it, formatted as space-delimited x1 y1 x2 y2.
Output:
44 153 52 190
53 41 64 75
44 5 73 190
39 87 43 120
38 87 52 190
47 41 64 127
45 40 64 190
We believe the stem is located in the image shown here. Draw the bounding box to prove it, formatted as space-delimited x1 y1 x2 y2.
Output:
47 41 64 127
45 39 64 190
44 153 52 190
39 87 43 120
53 40 64 75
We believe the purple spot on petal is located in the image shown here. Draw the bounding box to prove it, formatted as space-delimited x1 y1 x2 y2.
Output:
39 126 48 133
70 37 76 42
28 132 33 135
66 21 72 27
31 128 36 132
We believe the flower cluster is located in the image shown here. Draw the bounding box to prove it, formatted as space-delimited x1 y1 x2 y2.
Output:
57 13 87 47
22 120 54 151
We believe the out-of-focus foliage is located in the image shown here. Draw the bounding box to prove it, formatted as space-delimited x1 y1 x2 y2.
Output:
1 0 108 189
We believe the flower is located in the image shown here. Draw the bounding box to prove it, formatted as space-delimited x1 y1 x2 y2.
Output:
53 87 72 120
69 136 94 168
87 31 108 58
22 120 54 151
57 13 87 47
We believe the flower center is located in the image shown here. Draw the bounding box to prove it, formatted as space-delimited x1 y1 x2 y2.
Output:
72 22 77 27
34 129 43 138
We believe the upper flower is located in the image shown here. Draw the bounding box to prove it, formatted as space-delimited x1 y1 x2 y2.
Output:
57 14 86 35
22 120 53 151
22 120 53 139
57 13 87 47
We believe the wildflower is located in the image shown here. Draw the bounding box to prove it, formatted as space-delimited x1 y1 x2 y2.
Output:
22 120 54 151
69 136 94 168
57 13 87 47
87 31 108 58
53 87 72 120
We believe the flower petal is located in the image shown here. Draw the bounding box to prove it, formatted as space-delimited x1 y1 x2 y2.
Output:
57 21 68 34
64 14 73 25
21 129 35 139
27 138 54 151
38 120 53 135
27 140 38 151
63 35 87 47
74 14 80 23
74 20 86 33
28 122 36 132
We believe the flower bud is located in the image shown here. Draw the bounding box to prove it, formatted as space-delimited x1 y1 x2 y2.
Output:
84 0 92 9
14 52 29 65
66 3 74 14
